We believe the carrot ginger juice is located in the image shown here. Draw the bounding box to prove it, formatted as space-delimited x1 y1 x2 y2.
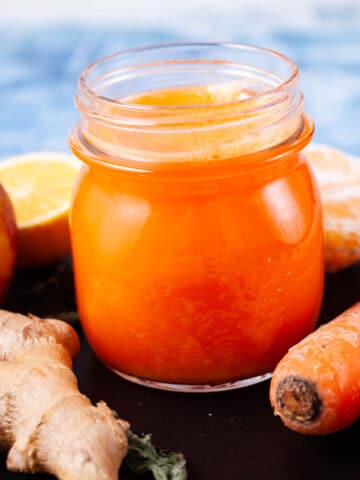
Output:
69 43 324 391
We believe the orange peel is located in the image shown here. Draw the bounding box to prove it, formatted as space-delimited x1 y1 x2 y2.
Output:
305 144 360 272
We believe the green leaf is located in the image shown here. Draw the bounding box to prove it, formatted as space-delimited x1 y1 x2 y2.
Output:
122 429 187 480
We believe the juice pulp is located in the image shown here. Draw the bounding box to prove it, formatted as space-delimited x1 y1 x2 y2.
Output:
70 84 324 385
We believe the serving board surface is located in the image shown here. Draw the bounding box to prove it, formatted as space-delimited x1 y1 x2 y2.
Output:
1 263 360 479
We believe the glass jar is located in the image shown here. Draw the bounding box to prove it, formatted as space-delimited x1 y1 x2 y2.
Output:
69 43 324 392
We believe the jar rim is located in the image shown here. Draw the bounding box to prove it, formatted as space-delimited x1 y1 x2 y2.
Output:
79 42 299 112
69 115 314 177
72 42 308 171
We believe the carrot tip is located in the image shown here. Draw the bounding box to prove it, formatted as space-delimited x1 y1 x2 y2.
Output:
275 375 322 424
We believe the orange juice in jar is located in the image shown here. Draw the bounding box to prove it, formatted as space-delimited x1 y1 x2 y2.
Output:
69 43 324 391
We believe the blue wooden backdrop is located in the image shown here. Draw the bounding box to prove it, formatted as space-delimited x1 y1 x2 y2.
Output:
0 3 359 158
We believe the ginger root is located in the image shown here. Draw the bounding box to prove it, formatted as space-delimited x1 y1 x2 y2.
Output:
0 309 129 480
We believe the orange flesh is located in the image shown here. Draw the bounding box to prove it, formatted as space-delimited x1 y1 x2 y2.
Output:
0 159 77 225
70 85 324 384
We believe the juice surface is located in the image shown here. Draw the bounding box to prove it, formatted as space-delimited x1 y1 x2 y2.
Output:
70 85 324 385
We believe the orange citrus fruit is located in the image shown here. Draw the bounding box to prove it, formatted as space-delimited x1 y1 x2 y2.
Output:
305 143 360 272
0 152 81 266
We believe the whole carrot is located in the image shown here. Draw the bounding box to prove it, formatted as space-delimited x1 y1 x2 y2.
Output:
270 302 360 435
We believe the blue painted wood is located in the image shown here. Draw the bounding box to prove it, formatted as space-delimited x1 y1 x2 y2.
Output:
0 6 359 159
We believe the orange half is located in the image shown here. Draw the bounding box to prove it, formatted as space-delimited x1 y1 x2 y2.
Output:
0 152 81 266
305 144 360 272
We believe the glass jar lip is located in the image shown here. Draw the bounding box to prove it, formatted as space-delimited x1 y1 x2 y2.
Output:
69 114 314 177
79 42 300 111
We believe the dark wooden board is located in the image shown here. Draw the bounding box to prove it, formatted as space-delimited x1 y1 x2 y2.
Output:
1 262 360 479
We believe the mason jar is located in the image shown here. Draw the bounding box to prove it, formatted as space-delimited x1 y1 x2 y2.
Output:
69 43 324 392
